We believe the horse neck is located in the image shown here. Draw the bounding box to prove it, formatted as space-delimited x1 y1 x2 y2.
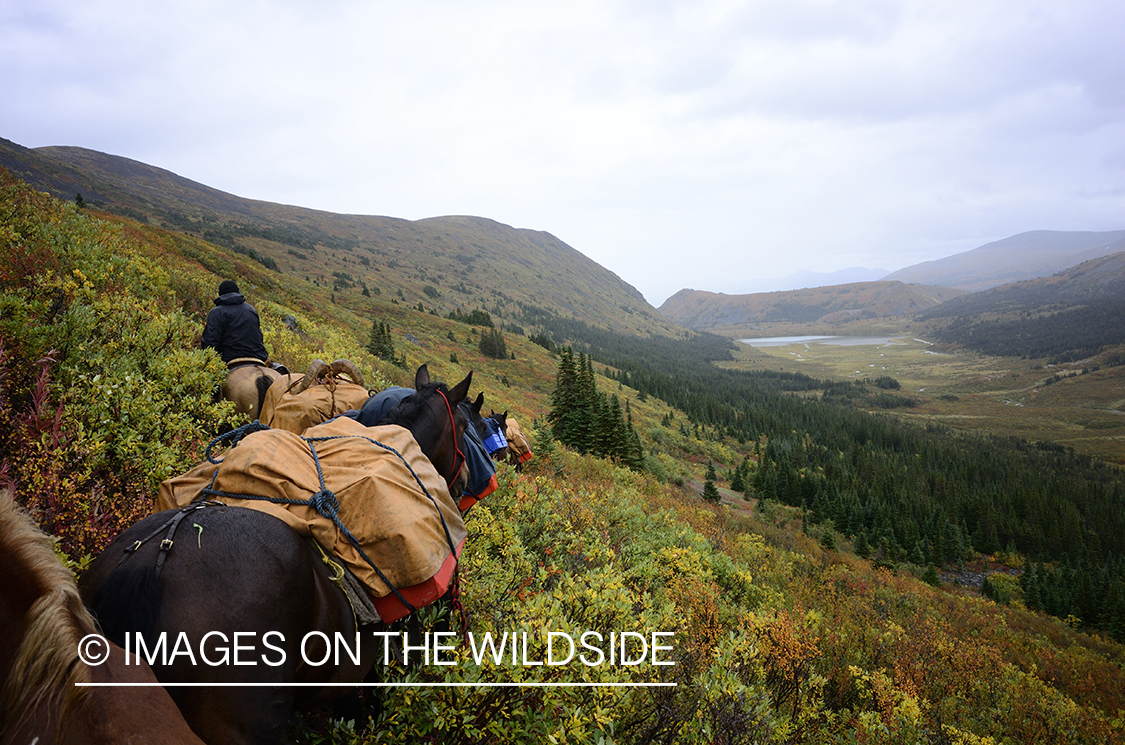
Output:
0 497 93 740
409 391 460 483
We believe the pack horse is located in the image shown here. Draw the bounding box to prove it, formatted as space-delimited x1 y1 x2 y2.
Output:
79 365 473 745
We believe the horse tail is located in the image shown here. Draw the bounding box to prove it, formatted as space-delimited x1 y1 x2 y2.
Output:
89 564 163 650
255 372 274 420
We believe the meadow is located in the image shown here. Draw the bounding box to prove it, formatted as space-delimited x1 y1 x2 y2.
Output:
728 334 1125 465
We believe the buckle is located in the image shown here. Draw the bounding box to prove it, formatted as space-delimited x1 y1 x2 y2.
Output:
160 538 174 550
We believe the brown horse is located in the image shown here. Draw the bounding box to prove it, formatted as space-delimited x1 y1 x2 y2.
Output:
78 365 471 745
0 492 204 745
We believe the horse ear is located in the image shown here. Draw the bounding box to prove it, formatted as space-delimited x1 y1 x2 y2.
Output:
448 370 473 405
414 364 430 389
472 392 484 415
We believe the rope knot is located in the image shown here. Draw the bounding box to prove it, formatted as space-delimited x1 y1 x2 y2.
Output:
310 489 340 520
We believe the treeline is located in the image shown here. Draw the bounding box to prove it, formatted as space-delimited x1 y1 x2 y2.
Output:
926 299 1125 361
921 281 1125 361
519 304 1125 633
548 347 644 470
1008 558 1125 638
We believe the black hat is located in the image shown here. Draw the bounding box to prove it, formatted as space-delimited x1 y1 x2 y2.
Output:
218 280 240 296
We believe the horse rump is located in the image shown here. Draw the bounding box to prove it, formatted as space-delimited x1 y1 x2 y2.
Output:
87 562 163 650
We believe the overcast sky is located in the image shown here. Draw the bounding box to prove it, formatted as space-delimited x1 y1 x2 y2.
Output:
3 1 1123 305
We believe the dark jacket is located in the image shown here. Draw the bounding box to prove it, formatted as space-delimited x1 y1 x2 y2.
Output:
201 292 269 364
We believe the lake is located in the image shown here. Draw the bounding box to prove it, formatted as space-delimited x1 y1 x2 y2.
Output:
739 335 921 348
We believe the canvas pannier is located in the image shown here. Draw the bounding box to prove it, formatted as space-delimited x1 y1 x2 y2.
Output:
506 417 533 463
156 416 466 622
258 363 370 434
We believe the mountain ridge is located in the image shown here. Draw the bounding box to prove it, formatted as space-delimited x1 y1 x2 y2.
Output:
884 229 1125 291
659 280 964 335
0 137 674 337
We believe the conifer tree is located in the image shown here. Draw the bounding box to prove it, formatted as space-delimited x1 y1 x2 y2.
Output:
367 319 396 361
547 347 645 471
479 328 508 359
730 466 745 493
854 531 871 559
702 477 720 503
548 347 579 445
575 352 598 448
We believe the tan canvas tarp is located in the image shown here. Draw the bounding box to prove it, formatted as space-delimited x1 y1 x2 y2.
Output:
156 417 466 598
506 417 533 462
258 375 370 434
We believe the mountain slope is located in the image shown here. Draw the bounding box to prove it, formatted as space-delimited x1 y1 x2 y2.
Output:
884 230 1125 291
919 251 1125 361
0 137 677 337
659 281 964 334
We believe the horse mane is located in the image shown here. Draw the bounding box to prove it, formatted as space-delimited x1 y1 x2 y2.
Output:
377 382 451 428
0 494 94 740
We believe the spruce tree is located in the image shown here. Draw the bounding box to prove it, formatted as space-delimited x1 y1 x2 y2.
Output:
367 319 396 361
548 347 579 446
575 353 598 449
702 478 721 504
730 467 745 493
479 328 508 359
854 531 871 559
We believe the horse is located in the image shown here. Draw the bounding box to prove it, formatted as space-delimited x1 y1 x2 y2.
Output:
0 492 205 745
488 411 531 474
221 358 365 425
219 362 281 421
77 365 472 745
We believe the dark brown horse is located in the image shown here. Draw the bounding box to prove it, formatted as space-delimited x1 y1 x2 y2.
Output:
0 492 205 745
78 365 471 745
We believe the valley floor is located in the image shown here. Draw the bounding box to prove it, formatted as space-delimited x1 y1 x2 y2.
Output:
723 332 1125 465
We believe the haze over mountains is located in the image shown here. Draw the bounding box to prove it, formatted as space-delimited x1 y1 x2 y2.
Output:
0 137 675 337
883 229 1125 292
658 281 965 335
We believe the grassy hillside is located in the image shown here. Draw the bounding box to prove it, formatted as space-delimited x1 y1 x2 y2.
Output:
659 282 963 336
0 137 677 338
3 167 1125 743
884 229 1125 291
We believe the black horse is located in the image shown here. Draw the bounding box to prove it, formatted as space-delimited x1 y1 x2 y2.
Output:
78 365 471 745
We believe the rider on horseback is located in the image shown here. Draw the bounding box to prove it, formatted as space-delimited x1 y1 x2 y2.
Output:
201 279 270 367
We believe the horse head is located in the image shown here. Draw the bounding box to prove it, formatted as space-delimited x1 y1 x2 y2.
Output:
379 365 473 495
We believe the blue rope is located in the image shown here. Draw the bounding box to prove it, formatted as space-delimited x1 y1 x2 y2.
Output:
204 420 271 464
199 425 462 619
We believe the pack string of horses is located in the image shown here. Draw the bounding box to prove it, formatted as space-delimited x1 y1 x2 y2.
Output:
3 360 532 745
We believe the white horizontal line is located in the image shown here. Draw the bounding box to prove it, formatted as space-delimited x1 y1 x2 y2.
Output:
77 682 677 688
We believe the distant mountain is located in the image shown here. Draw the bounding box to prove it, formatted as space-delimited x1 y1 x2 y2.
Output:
884 230 1125 291
920 251 1125 361
924 250 1125 318
724 267 890 295
0 137 677 337
659 281 964 334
